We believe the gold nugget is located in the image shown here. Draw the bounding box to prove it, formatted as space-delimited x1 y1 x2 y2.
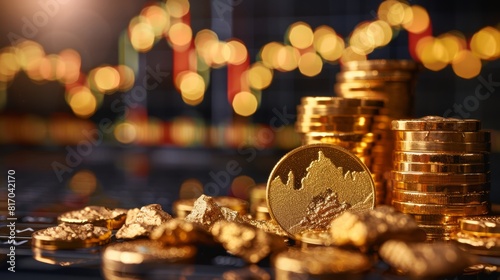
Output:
115 204 172 239
379 240 474 278
267 144 375 237
32 223 111 250
210 220 283 264
173 196 248 218
58 205 127 229
149 218 213 245
274 247 371 278
329 205 426 250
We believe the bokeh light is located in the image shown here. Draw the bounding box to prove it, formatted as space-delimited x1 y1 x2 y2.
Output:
227 39 248 65
470 26 500 60
0 48 20 82
69 170 97 196
165 0 190 18
209 41 231 66
168 22 192 51
248 62 273 90
58 49 81 84
141 4 170 38
93 66 120 93
116 65 135 91
452 50 482 79
438 32 465 63
260 42 283 69
298 51 323 77
288 22 314 49
194 29 218 66
178 71 205 105
313 25 344 62
231 175 255 200
232 91 258 117
170 117 199 146
276 45 300 71
179 178 203 199
340 46 367 64
68 86 97 118
114 122 138 144
378 0 412 26
416 36 448 71
129 17 156 52
402 5 430 34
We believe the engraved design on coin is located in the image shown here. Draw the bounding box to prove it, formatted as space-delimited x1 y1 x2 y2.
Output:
267 144 375 236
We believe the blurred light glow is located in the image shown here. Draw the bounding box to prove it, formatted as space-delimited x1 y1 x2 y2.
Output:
179 178 203 199
94 66 120 93
378 0 412 26
402 5 430 34
129 17 156 52
0 48 20 81
168 22 193 51
114 122 137 144
313 26 344 62
288 22 314 49
68 86 97 118
349 22 375 55
416 36 448 71
58 49 81 84
298 51 323 77
116 65 135 91
340 46 367 64
141 4 170 38
16 40 45 71
231 175 255 200
452 50 482 79
165 0 190 18
170 117 197 146
209 41 231 66
194 29 218 66
39 54 65 81
248 63 273 90
368 20 393 47
232 91 258 117
438 33 465 63
178 71 205 104
276 45 300 71
470 27 500 60
69 170 97 196
260 42 283 69
227 39 248 65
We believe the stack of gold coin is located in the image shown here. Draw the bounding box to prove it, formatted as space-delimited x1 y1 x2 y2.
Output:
391 116 491 240
335 60 419 204
295 97 389 204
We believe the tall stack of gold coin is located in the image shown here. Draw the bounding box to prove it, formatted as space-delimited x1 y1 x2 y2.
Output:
391 116 491 241
295 96 390 204
335 60 419 204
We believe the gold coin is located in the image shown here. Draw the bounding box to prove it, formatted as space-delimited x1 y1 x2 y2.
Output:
32 247 100 266
102 240 196 273
392 181 490 193
301 132 378 143
391 171 489 185
295 229 333 247
394 140 490 153
337 70 414 82
300 96 384 107
418 224 460 235
393 189 489 205
451 231 500 257
249 184 267 215
391 116 481 131
459 216 500 236
58 206 128 230
255 202 271 221
412 214 461 225
267 144 375 237
295 123 373 133
393 162 488 173
393 151 488 164
297 115 377 125
341 59 418 71
395 131 491 142
173 196 248 218
392 201 489 216
297 106 381 115
274 247 371 276
32 223 111 250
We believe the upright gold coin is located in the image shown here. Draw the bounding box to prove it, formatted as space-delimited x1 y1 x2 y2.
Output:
267 144 375 237
391 116 481 131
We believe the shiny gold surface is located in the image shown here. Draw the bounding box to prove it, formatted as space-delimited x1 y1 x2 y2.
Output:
115 204 173 239
394 140 490 153
393 151 488 164
267 144 375 236
392 201 490 216
329 206 425 250
379 240 474 278
173 196 248 218
459 216 500 236
58 206 127 230
395 131 491 142
391 116 481 131
392 189 489 205
150 218 213 245
452 231 500 257
393 162 488 173
32 223 111 250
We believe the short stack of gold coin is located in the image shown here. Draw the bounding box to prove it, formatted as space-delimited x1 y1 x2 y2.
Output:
295 96 390 204
391 116 491 240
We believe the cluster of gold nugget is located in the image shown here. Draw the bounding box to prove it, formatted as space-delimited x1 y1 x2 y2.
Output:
295 97 391 204
391 116 491 240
